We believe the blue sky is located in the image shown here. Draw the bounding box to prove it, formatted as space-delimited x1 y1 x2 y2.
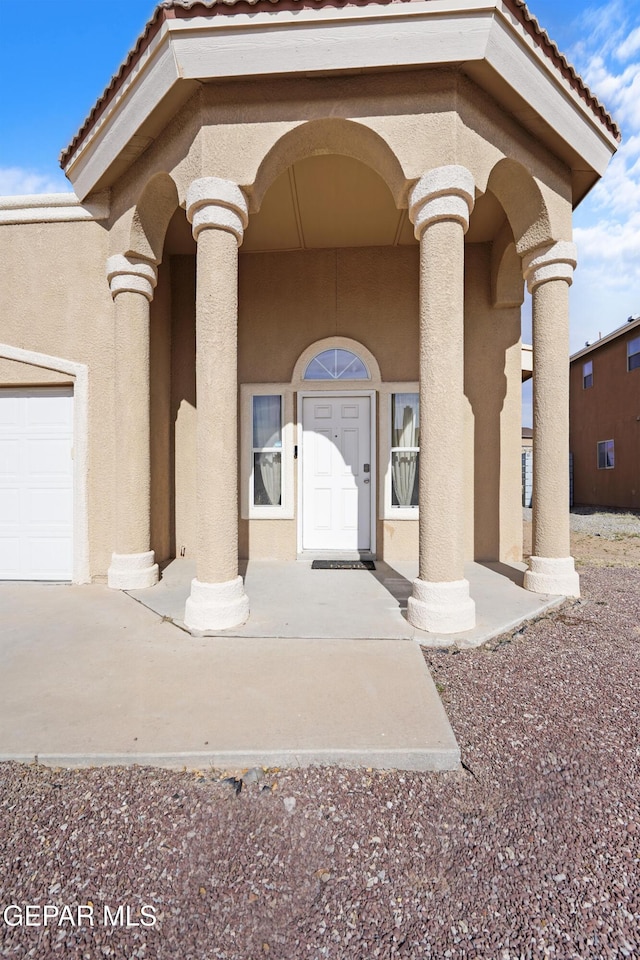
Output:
1 0 639 424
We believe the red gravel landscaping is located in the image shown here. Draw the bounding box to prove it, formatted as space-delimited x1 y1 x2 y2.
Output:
1 565 638 959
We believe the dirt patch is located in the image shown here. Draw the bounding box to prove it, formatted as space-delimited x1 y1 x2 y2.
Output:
523 520 640 567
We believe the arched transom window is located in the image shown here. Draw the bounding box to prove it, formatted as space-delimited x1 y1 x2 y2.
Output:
303 348 369 381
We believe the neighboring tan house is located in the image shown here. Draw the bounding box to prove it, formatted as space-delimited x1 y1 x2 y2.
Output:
570 318 640 510
0 0 619 634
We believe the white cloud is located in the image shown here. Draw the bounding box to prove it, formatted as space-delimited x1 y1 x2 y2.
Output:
565 0 640 345
616 24 640 60
0 166 69 196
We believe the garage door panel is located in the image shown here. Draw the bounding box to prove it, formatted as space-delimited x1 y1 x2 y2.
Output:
0 538 21 576
26 437 73 477
0 488 21 523
0 438 21 474
26 488 73 525
0 387 73 580
0 397 22 428
26 393 73 428
27 538 73 579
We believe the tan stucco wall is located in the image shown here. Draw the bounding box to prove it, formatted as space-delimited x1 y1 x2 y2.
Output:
170 244 419 561
238 246 419 383
464 243 523 563
0 359 72 384
0 218 115 579
169 256 197 559
150 258 173 564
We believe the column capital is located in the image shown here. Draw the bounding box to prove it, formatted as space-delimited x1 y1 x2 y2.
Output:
409 165 475 239
106 254 157 302
522 241 577 293
186 177 249 244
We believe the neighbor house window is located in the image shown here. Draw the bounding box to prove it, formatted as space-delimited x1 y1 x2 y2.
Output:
583 360 593 388
628 336 640 371
304 348 369 380
391 393 419 507
597 439 615 470
252 395 282 506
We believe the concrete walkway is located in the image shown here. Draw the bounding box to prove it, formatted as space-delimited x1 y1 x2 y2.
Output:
0 562 561 773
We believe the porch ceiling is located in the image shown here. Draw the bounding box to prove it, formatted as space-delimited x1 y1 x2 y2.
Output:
164 154 506 255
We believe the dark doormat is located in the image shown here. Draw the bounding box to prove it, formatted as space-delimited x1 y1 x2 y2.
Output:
311 560 376 570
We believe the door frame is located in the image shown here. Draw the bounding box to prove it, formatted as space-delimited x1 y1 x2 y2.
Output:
297 389 377 556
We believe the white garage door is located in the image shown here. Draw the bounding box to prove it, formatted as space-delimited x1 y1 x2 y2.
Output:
0 387 74 580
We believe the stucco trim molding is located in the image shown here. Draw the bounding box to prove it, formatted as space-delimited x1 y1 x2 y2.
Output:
523 556 580 597
407 577 476 637
0 192 109 225
0 344 90 584
291 337 381 386
522 241 577 293
184 576 250 632
106 254 158 301
186 178 249 243
409 165 475 238
108 551 159 589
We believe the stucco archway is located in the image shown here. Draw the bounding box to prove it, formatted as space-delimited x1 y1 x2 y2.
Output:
127 172 181 264
485 158 554 256
248 118 409 213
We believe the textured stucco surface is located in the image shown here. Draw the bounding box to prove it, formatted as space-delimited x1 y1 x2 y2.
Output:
0 58 580 581
531 280 572 559
464 244 523 565
0 219 115 579
0 360 72 385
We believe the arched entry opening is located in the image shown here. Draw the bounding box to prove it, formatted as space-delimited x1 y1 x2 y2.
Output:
238 134 421 563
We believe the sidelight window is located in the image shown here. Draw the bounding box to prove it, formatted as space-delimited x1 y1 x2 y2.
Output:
390 393 419 508
252 395 282 506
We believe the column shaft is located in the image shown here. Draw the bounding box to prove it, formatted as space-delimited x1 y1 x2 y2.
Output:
531 279 571 558
418 220 466 583
195 228 240 584
106 255 158 590
183 175 250 631
522 240 579 597
406 164 476 636
114 291 152 555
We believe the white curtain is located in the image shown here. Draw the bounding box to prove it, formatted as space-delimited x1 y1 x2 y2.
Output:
253 396 282 506
392 396 419 507
392 451 418 506
258 452 281 506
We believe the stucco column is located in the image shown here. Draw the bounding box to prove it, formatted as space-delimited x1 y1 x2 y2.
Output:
523 242 580 597
106 255 159 589
406 165 476 634
184 177 250 631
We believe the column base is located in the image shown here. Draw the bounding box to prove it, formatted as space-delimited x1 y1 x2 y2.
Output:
407 578 476 634
108 551 159 590
524 556 580 597
184 576 250 632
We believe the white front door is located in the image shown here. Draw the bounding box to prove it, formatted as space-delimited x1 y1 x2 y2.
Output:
0 387 74 580
302 395 371 551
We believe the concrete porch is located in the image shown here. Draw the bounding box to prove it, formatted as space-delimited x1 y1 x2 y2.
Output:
129 558 562 647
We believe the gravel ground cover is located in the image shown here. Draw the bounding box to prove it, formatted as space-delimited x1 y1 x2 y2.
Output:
523 507 640 538
1 565 639 959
